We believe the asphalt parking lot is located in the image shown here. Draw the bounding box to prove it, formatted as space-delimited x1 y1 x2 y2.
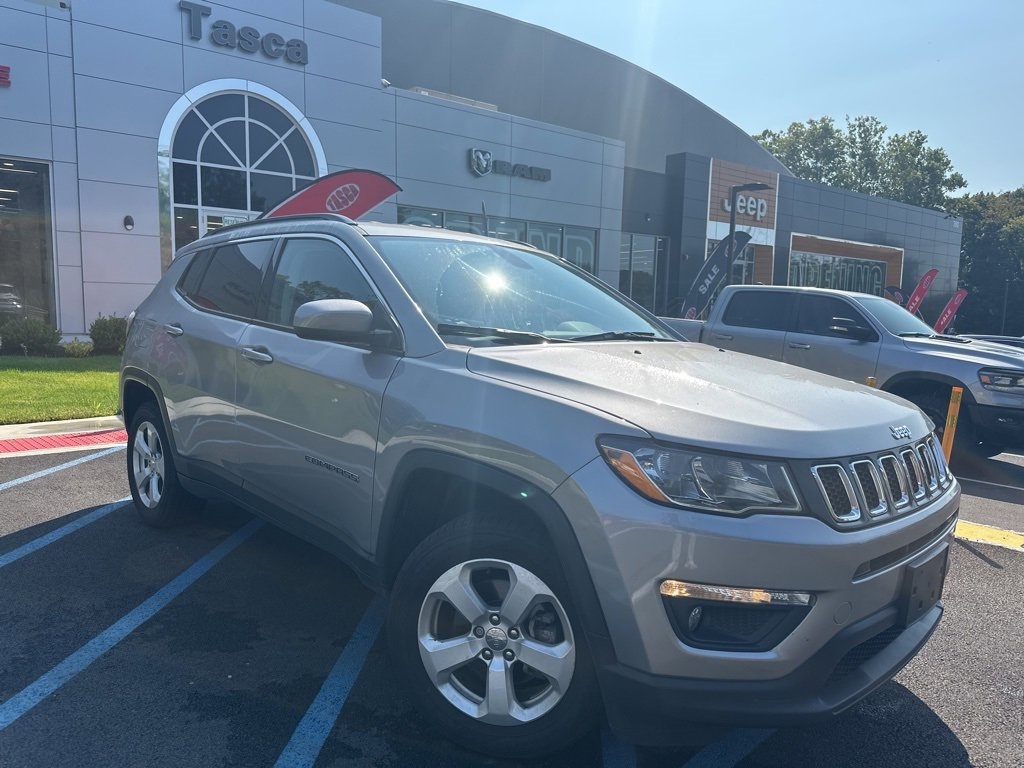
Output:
0 447 1021 768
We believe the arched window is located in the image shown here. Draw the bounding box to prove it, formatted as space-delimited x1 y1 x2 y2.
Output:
168 92 318 252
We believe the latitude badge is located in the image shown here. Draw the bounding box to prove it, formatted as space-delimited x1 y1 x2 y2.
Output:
469 148 493 177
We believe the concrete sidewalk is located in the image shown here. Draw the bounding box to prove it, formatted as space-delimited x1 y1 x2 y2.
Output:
0 416 126 456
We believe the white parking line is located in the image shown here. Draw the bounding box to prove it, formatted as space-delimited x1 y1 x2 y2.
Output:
0 446 124 493
956 476 1024 492
273 596 385 768
601 728 638 767
681 728 775 768
0 498 131 570
0 519 263 731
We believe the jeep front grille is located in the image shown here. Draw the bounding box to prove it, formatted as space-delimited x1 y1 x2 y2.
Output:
810 436 953 525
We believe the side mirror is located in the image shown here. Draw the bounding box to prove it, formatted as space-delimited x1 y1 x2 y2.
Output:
829 317 876 342
293 299 394 347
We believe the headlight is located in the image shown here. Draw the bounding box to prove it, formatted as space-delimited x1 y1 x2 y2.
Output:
597 436 802 515
978 368 1024 393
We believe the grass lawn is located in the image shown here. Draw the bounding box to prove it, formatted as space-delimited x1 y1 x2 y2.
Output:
0 355 121 425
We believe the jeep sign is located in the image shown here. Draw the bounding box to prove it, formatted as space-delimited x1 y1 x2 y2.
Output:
722 194 768 222
180 1 309 65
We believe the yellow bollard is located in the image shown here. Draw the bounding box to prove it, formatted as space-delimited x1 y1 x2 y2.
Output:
940 387 963 461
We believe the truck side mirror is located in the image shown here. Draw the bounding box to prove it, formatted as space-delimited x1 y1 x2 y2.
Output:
829 317 876 342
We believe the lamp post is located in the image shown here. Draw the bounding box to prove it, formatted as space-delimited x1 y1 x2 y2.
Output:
724 182 772 288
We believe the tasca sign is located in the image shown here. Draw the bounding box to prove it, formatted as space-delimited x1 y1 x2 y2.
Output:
180 1 309 65
469 148 551 181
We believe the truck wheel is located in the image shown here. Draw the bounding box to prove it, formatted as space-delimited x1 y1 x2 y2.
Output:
387 514 600 758
127 402 197 527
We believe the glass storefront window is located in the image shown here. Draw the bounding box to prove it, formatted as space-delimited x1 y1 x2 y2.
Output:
397 206 443 228
620 233 668 312
564 226 596 273
789 251 886 296
170 93 317 253
527 222 562 255
445 212 486 235
488 217 526 243
396 206 597 275
0 158 54 327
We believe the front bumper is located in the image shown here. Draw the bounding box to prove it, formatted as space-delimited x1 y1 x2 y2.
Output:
598 602 942 745
968 403 1024 447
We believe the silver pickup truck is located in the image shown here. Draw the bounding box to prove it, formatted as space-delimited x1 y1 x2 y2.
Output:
664 284 1024 458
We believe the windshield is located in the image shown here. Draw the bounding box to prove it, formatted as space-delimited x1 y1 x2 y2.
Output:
369 236 673 343
855 295 939 336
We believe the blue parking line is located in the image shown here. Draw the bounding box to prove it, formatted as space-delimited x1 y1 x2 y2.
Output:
601 728 638 767
0 497 131 570
0 445 125 493
0 518 263 731
681 728 775 768
274 596 386 768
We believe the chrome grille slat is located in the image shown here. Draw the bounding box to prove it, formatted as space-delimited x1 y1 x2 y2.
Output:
811 437 953 526
851 460 887 517
811 464 861 522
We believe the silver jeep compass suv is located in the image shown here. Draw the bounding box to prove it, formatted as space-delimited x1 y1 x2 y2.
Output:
120 214 959 756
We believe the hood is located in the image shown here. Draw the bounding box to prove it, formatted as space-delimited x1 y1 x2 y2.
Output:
466 342 930 459
899 335 1024 368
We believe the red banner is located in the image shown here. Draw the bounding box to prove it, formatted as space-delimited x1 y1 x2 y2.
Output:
905 268 939 316
933 289 968 334
261 169 401 220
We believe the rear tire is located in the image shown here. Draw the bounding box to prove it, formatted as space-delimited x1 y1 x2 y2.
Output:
127 402 198 527
386 513 601 758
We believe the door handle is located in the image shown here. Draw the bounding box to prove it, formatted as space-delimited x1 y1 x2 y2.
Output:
163 323 183 337
712 333 733 341
241 346 274 364
788 342 811 350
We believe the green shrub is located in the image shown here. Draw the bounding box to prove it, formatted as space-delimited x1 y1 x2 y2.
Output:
64 339 94 358
89 314 128 355
0 318 62 356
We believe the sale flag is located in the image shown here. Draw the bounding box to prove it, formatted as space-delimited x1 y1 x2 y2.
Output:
261 169 401 220
679 232 753 319
905 268 939 316
933 289 968 334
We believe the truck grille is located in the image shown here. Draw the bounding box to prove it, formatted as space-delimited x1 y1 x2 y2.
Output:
810 436 953 525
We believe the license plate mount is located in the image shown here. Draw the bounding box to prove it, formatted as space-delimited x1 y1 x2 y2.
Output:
897 544 949 627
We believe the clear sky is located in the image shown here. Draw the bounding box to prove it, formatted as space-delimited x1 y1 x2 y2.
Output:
458 0 1020 195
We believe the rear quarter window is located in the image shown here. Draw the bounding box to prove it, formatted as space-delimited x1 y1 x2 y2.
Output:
721 291 794 331
180 239 276 319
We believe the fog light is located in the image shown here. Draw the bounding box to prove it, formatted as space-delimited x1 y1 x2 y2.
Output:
687 606 703 632
660 579 812 606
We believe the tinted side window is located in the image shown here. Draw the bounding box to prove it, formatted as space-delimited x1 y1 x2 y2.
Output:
795 296 869 337
264 238 381 328
191 239 275 318
177 249 213 300
721 291 794 331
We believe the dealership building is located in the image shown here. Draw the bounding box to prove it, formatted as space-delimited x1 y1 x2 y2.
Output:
0 0 963 336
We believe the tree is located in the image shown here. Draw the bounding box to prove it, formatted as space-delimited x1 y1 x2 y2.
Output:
950 189 1024 334
754 116 967 209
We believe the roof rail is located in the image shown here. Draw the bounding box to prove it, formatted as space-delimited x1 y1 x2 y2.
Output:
204 212 358 237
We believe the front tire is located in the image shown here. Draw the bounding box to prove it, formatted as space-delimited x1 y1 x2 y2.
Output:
907 388 978 462
127 402 197 527
387 513 600 758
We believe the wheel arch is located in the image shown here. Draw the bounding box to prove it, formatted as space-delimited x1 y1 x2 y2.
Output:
376 449 614 663
881 372 976 405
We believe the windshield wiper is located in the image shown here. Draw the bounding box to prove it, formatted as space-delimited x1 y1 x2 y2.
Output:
436 323 563 344
898 332 970 343
569 330 672 342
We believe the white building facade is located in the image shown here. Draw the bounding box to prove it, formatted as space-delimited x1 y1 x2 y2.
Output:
0 0 624 335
